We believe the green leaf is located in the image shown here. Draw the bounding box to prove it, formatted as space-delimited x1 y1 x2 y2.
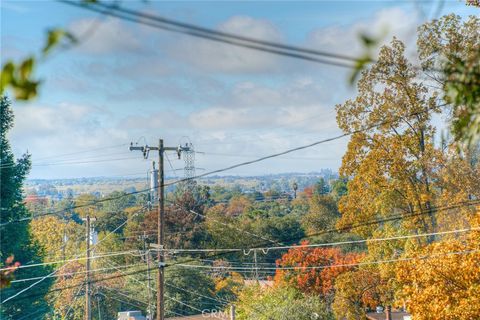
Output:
19 57 35 80
1 62 15 93
349 55 372 85
13 80 40 100
359 34 378 48
43 28 77 56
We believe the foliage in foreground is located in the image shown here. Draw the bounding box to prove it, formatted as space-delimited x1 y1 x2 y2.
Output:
235 285 334 320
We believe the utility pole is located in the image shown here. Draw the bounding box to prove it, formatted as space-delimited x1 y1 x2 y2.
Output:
83 214 96 320
140 231 153 320
230 305 236 320
253 249 259 282
130 140 183 320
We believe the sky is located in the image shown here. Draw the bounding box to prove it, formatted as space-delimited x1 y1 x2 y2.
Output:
1 0 477 179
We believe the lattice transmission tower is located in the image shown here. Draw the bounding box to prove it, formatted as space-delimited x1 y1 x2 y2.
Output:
179 141 195 191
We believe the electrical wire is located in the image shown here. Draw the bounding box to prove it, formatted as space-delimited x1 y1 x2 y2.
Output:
0 250 143 272
165 282 229 305
2 267 152 303
174 248 480 271
10 262 145 283
165 295 204 313
163 105 446 187
33 143 128 162
0 206 147 303
1 103 446 227
58 0 357 69
189 209 281 246
156 198 480 272
163 226 480 254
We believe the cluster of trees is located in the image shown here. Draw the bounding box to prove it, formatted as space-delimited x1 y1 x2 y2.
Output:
1 12 479 320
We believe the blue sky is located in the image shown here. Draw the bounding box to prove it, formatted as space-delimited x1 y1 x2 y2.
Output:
1 0 476 179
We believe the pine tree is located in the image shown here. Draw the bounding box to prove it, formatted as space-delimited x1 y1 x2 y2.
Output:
0 96 52 318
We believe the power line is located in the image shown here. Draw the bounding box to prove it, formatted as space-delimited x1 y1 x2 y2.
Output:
1 206 147 304
0 156 142 169
0 250 143 272
163 226 480 254
1 267 152 303
33 143 128 161
0 187 153 227
1 104 445 227
10 262 145 284
155 198 480 272
188 209 281 246
164 105 445 187
175 248 480 271
58 0 358 69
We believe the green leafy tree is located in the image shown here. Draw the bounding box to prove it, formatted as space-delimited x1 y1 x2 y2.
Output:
164 263 217 316
96 191 137 233
236 285 334 320
301 194 340 234
0 96 52 317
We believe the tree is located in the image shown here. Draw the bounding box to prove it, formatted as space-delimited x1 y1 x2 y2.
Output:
235 285 334 320
274 241 363 301
332 269 386 320
395 212 480 320
331 178 348 201
164 263 217 316
30 216 84 262
314 178 329 195
417 14 480 147
301 194 340 234
336 38 444 239
96 191 137 233
0 96 53 317
214 270 244 302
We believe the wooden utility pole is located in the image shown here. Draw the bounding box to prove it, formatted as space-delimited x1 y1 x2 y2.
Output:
82 214 96 320
157 139 165 320
85 214 91 320
130 140 182 320
230 305 236 320
140 231 153 320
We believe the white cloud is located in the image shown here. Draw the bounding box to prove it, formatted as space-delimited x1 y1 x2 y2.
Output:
307 7 420 59
69 18 141 54
168 15 285 74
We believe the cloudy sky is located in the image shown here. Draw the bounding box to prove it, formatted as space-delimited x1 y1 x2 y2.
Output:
1 0 476 179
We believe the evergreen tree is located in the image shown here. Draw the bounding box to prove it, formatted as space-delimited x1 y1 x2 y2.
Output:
0 96 52 318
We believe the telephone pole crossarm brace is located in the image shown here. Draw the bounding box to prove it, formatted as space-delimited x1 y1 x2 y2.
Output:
129 140 182 320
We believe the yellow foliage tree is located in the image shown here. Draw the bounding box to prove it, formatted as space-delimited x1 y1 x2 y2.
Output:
30 215 83 262
336 38 444 239
396 212 480 319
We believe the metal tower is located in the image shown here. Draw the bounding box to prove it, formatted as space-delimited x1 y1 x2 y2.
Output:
180 142 195 190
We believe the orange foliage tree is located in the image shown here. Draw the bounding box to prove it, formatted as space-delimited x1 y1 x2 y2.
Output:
274 241 363 301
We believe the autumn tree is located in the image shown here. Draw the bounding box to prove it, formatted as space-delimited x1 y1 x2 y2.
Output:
274 241 363 302
417 14 480 146
30 215 83 262
336 38 444 239
332 268 388 320
395 211 480 319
